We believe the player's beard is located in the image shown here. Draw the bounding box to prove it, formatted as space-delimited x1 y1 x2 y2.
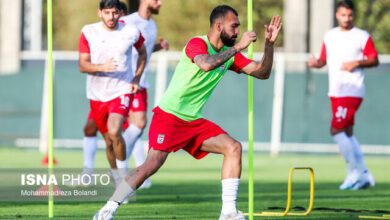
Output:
149 6 160 14
104 18 118 29
342 22 353 30
221 30 237 47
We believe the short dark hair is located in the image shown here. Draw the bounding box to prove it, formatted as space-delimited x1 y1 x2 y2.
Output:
209 5 238 26
119 1 128 15
337 0 354 11
99 0 121 10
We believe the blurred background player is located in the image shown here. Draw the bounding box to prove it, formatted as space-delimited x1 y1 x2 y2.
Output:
78 0 146 187
119 1 127 16
74 1 130 187
94 5 281 220
76 0 169 189
308 0 378 190
120 0 169 189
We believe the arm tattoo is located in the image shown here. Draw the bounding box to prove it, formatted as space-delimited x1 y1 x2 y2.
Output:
195 47 238 71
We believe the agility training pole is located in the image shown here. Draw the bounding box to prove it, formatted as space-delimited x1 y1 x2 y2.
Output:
247 0 254 219
46 0 55 217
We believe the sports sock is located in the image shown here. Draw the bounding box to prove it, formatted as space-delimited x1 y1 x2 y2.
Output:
333 132 356 172
109 179 136 203
133 138 146 167
116 159 128 169
123 125 142 162
221 178 240 215
349 135 368 173
109 169 121 188
83 136 97 170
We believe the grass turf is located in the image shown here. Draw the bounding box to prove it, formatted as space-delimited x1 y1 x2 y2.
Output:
0 147 389 219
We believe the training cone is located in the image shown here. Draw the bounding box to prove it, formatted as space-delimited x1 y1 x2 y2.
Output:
41 153 57 166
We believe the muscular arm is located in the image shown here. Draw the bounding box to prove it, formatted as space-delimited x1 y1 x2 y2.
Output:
79 53 117 74
240 40 274 79
193 46 239 72
192 30 257 72
239 15 282 79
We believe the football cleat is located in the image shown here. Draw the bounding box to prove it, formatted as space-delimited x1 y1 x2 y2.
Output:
93 201 119 220
219 210 248 220
339 170 359 190
351 170 375 190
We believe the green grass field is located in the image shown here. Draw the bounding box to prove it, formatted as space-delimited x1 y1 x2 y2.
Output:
0 147 389 219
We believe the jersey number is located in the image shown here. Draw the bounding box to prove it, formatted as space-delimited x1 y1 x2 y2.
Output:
335 106 348 120
120 95 130 107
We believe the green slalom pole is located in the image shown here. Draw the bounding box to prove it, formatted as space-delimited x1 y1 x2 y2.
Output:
47 0 54 217
247 0 254 220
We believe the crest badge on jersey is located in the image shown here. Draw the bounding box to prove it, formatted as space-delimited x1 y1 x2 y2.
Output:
157 134 165 144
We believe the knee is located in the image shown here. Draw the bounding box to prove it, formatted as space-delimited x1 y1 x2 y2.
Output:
103 136 112 149
107 127 121 141
138 120 147 130
133 117 147 130
345 126 353 137
330 127 342 136
84 121 97 137
226 140 242 158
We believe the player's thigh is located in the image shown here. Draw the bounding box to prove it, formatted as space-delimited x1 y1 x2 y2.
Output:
200 133 241 155
128 110 147 128
107 113 126 135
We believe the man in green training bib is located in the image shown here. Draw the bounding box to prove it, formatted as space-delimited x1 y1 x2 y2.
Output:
94 5 282 220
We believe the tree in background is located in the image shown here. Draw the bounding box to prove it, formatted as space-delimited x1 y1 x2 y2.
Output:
47 0 282 51
154 0 283 51
354 0 390 53
46 0 389 53
126 0 139 14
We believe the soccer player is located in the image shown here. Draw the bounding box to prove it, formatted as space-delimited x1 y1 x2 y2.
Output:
308 0 379 190
78 0 147 185
120 0 169 189
94 5 282 220
71 1 131 187
74 0 168 188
